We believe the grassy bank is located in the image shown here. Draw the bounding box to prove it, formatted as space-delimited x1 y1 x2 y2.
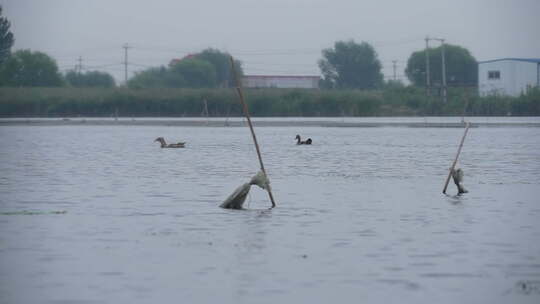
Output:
0 86 538 117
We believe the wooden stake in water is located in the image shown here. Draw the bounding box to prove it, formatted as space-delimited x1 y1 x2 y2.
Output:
202 99 210 125
461 93 470 123
443 122 470 194
229 56 276 208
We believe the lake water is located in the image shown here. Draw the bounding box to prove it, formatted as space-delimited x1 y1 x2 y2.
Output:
1 119 539 303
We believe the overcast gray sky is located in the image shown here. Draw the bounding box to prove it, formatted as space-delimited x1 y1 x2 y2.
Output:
2 0 539 83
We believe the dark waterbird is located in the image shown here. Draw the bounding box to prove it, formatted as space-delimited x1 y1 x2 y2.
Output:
295 134 312 145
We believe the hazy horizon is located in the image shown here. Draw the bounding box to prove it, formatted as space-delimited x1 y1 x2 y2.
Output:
2 0 539 84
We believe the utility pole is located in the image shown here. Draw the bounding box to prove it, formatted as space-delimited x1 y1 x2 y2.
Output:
77 56 83 75
441 39 447 103
123 43 130 85
392 60 398 81
425 36 448 102
425 36 430 96
430 37 447 103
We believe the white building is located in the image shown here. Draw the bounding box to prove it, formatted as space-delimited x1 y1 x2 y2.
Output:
242 75 320 89
478 58 540 96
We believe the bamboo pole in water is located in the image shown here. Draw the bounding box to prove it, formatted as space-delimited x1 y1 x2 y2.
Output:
461 93 470 123
202 99 209 125
229 56 276 208
443 122 470 194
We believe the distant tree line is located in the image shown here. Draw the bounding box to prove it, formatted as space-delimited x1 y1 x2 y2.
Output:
65 70 115 88
127 48 243 89
0 6 478 90
1 5 538 117
0 48 116 88
0 41 479 91
1 86 539 117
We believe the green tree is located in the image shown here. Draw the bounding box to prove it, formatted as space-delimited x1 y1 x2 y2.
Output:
127 65 191 89
127 48 242 89
405 44 478 87
195 48 243 87
318 40 383 89
511 87 540 115
65 70 115 87
383 79 405 89
128 66 171 88
0 6 14 64
170 58 216 88
0 49 63 86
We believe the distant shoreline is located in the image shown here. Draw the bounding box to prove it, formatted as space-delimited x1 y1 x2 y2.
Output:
2 87 539 118
1 117 539 128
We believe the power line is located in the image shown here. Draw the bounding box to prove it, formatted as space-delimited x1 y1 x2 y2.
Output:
384 74 407 79
246 67 320 74
129 62 154 68
48 40 427 82
83 63 123 69
370 36 424 47
131 45 193 54
241 61 318 67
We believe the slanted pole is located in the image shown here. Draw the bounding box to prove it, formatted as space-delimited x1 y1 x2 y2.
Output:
229 56 276 208
443 122 470 194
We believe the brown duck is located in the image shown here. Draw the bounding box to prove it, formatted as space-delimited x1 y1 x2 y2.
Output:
154 137 186 148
